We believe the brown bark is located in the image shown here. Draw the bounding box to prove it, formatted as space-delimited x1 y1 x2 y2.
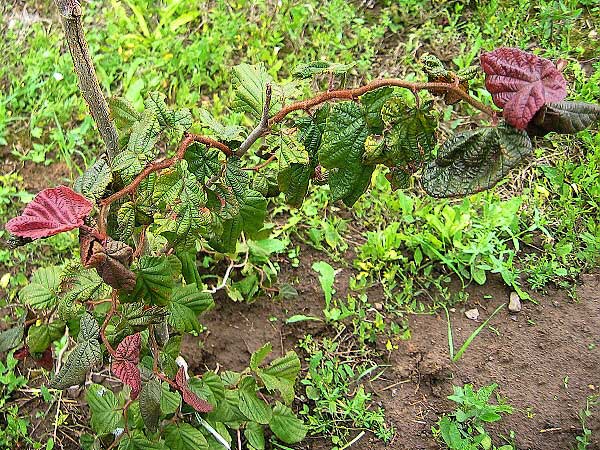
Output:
54 0 119 161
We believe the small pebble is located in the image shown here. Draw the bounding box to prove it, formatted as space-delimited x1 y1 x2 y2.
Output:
374 302 383 311
465 308 480 320
508 292 522 313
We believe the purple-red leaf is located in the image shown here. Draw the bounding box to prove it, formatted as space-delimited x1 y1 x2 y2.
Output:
6 186 94 239
480 47 567 129
175 366 213 413
112 333 141 399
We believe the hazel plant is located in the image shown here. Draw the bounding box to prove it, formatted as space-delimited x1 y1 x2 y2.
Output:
2 22 600 449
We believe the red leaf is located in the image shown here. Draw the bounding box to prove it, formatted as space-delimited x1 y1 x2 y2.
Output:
13 346 53 370
175 366 213 413
6 186 94 239
480 47 567 129
33 348 54 371
112 333 141 399
14 346 30 361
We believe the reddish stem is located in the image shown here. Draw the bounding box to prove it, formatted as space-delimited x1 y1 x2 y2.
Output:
96 78 495 215
100 133 231 208
99 290 118 357
270 79 496 123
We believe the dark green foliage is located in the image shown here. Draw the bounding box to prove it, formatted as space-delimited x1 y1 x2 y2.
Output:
422 123 533 197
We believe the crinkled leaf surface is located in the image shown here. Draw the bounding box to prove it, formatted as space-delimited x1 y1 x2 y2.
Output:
238 376 272 424
527 101 600 136
185 143 223 182
112 333 141 399
19 266 62 309
422 123 532 197
329 164 374 207
74 157 113 201
109 96 141 138
168 284 214 333
138 379 161 432
6 186 93 239
86 384 123 436
50 313 102 389
480 47 567 129
117 430 162 450
126 256 174 305
360 86 396 133
318 101 369 169
256 351 301 405
144 92 192 135
0 325 24 353
268 402 307 444
164 422 208 450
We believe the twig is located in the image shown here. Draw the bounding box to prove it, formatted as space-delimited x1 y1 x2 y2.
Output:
270 78 496 124
100 133 231 207
236 84 272 156
97 78 495 213
242 154 276 172
99 290 118 357
53 0 119 161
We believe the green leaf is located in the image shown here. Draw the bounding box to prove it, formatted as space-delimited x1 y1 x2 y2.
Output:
528 101 600 136
168 284 214 333
144 92 192 135
244 422 265 450
256 352 300 405
318 102 368 169
164 422 208 450
328 163 374 207
198 109 245 143
275 132 312 206
360 86 396 133
127 256 175 306
422 123 533 198
138 379 161 433
118 430 162 450
0 325 24 353
63 269 110 303
296 105 329 161
27 320 65 354
211 189 267 253
232 64 279 119
117 202 136 242
206 389 246 425
109 96 141 138
312 261 335 307
49 313 102 389
127 110 161 160
74 157 113 201
201 371 225 405
185 143 223 182
20 266 62 309
268 402 307 444
250 342 272 371
86 384 123 436
177 251 202 288
160 386 182 417
111 150 144 183
238 376 272 424
375 97 437 168
292 60 353 80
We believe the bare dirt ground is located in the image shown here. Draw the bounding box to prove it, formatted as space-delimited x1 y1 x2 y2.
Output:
190 247 600 450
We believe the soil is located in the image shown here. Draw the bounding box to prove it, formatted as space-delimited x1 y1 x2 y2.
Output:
184 246 600 450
